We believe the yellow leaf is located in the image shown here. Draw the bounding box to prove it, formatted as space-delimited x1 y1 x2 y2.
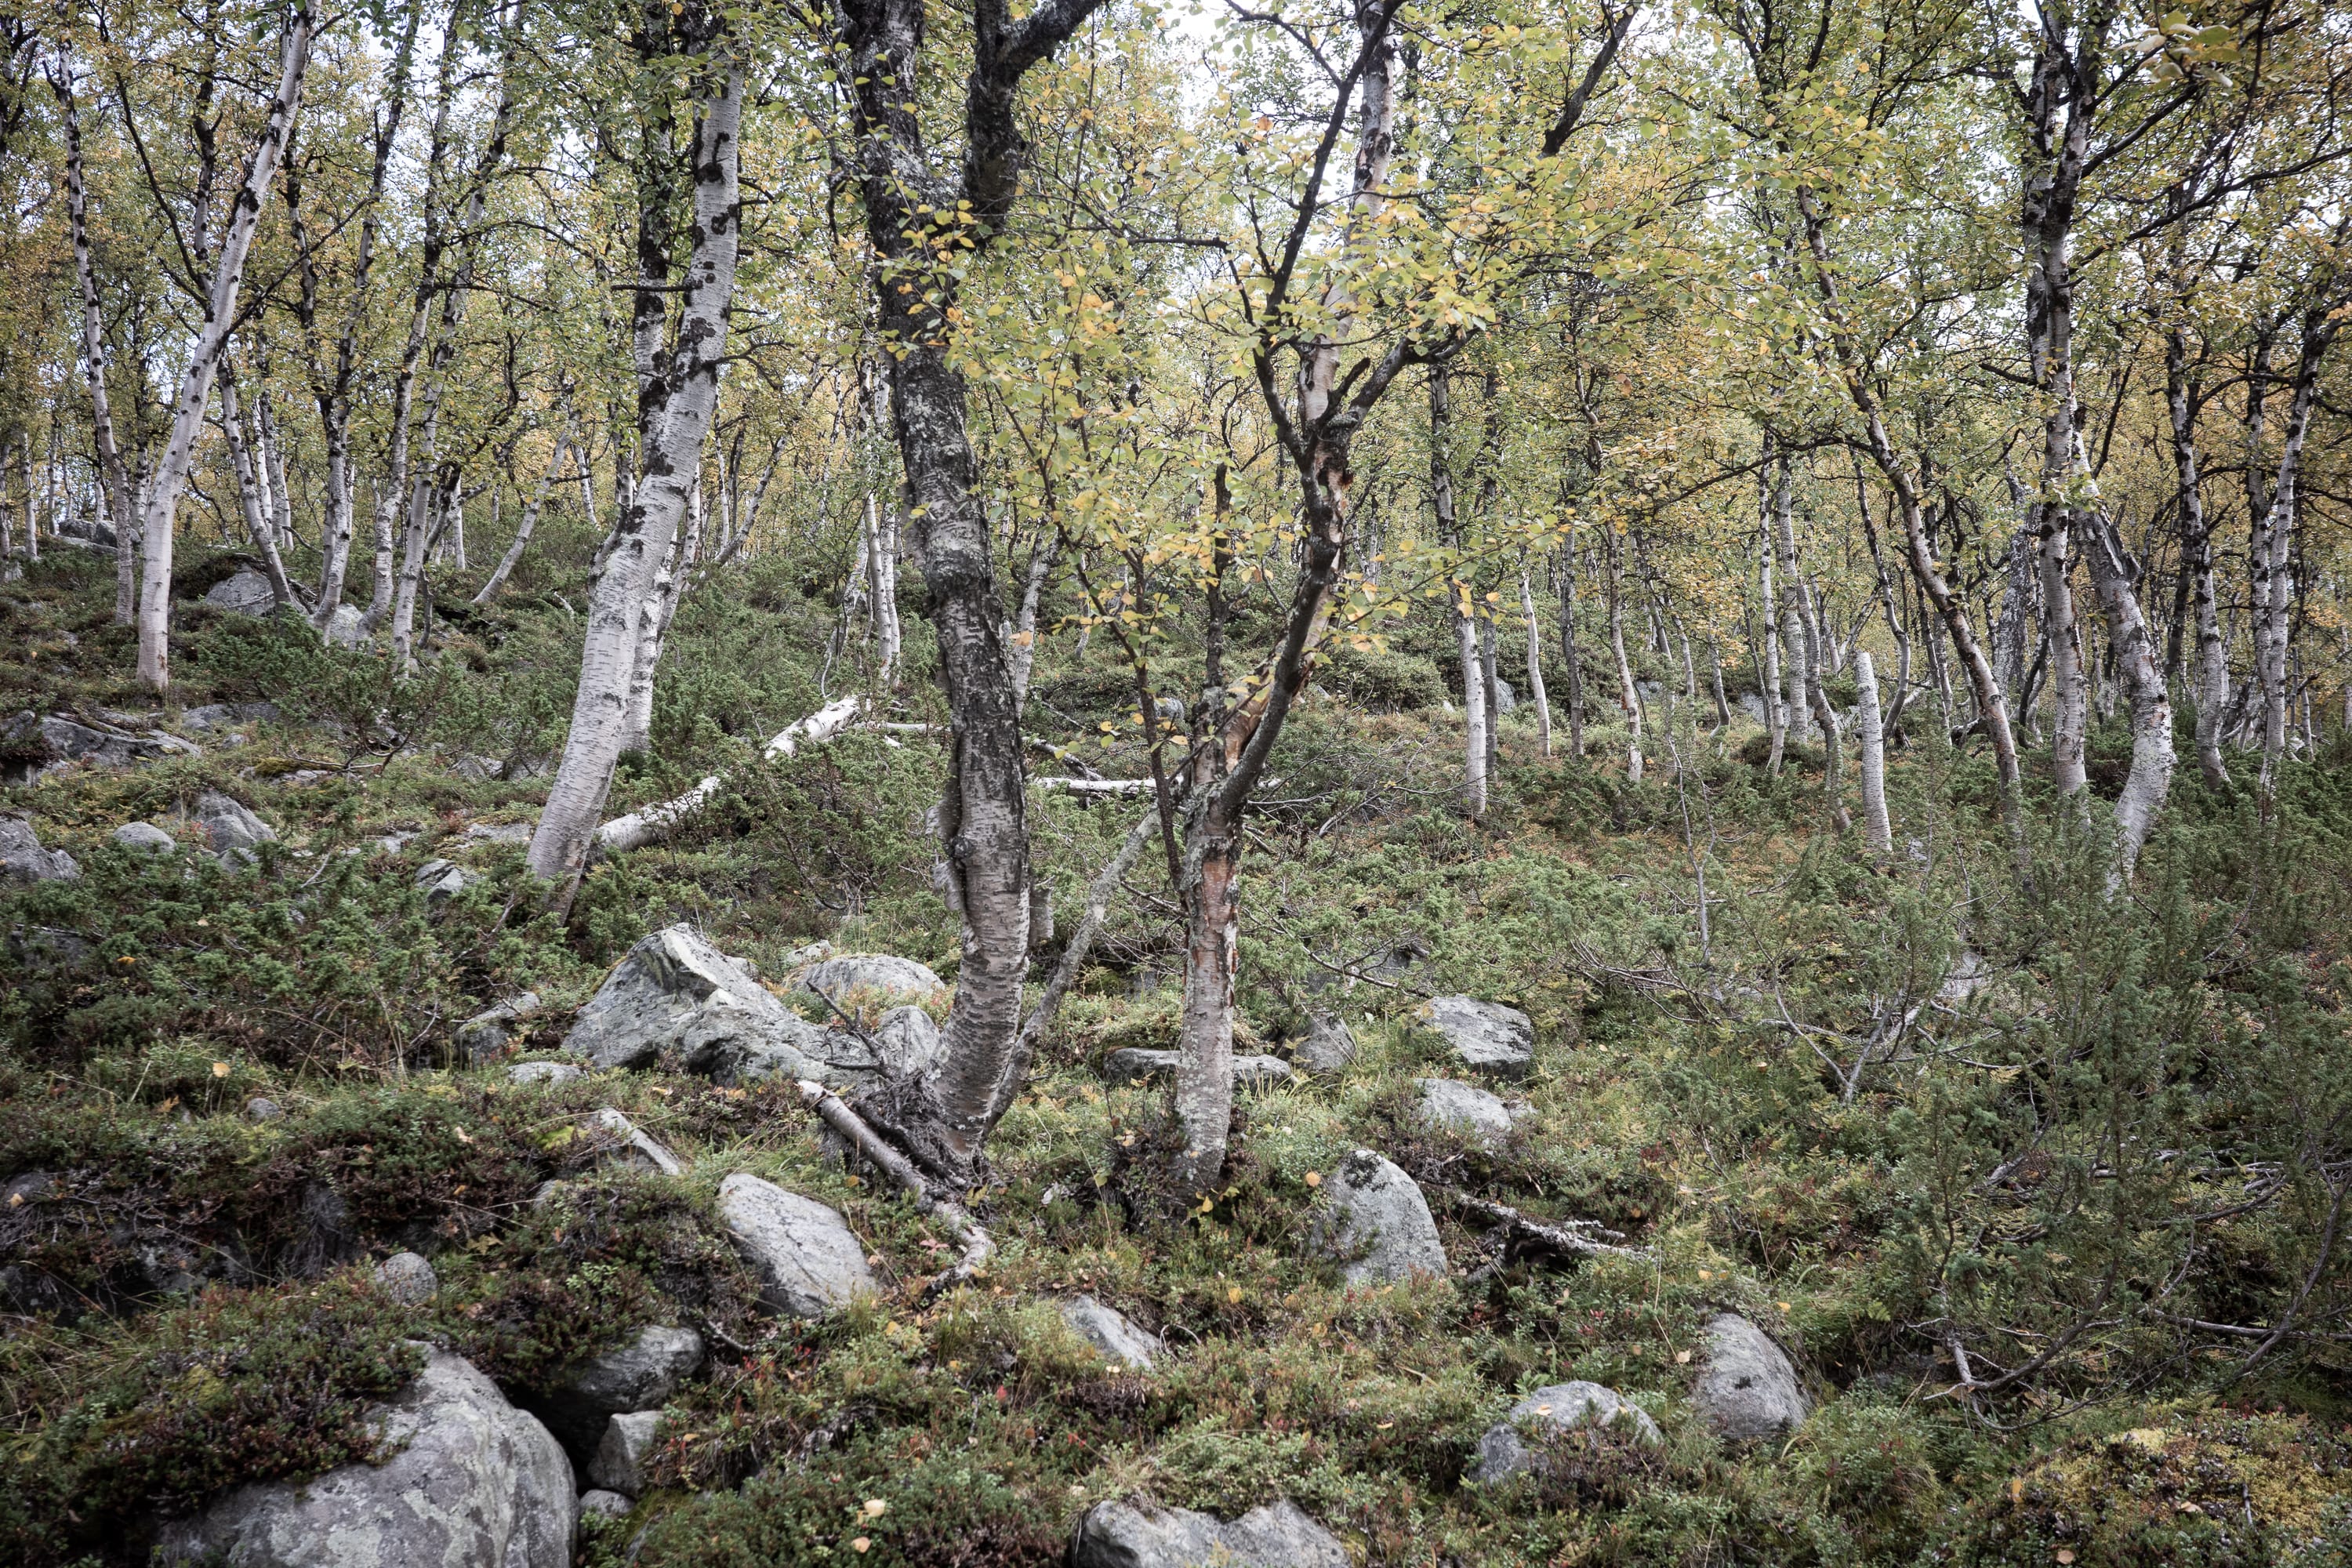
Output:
212 1062 230 1078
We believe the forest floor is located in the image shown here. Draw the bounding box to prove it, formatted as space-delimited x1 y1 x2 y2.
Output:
3 543 2351 1567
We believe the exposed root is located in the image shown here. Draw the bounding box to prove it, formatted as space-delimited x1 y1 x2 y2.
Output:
796 1079 994 1298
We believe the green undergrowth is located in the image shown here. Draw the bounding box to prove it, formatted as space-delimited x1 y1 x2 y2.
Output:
3 557 2351 1565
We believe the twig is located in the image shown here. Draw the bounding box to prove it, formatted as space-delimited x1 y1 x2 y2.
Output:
796 1080 993 1298
1432 1186 1650 1261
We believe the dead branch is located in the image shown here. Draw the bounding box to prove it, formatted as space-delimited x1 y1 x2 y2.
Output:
796 1079 993 1298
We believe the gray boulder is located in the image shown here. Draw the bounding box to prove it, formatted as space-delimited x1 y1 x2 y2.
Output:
578 1490 632 1521
536 1326 705 1457
1070 1498 1348 1568
1099 1049 1294 1091
1313 1149 1446 1285
203 565 278 615
323 604 368 648
1 710 194 782
1417 995 1535 1081
1494 677 1517 714
1693 1312 1809 1440
113 821 179 855
1413 1077 1523 1141
869 1004 946 1081
414 858 479 907
510 1060 584 1087
194 791 276 855
372 1250 438 1306
0 817 79 884
1291 1012 1357 1076
586 1410 660 1497
1061 1295 1160 1372
717 1173 877 1317
154 1348 575 1568
561 925 846 1087
1470 1381 1661 1484
800 952 945 1004
244 1096 284 1123
182 701 281 731
591 1108 684 1178
456 992 542 1059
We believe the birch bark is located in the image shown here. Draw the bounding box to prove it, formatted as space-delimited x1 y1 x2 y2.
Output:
528 49 745 898
132 14 313 693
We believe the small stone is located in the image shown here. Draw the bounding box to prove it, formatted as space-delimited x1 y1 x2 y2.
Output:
0 817 79 884
1060 1294 1160 1372
536 1325 706 1457
1413 1077 1524 1141
510 1060 584 1087
1069 1498 1348 1568
587 1410 662 1496
592 1108 684 1178
415 858 480 907
1470 1381 1661 1484
1693 1312 1810 1440
194 790 276 855
717 1173 877 1318
112 821 179 854
244 1096 284 1123
1417 995 1536 1081
456 992 542 1059
1313 1149 1447 1285
529 1180 572 1210
373 1250 439 1306
1291 1012 1357 1076
578 1490 633 1521
461 819 535 846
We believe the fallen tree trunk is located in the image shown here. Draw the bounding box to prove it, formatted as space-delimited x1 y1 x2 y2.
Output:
797 1079 993 1298
595 695 862 855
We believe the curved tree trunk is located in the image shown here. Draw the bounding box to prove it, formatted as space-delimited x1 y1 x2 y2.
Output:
528 52 744 902
1521 568 1552 756
133 14 313 693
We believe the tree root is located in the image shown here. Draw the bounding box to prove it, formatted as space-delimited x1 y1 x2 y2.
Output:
1433 1187 1652 1261
796 1080 994 1298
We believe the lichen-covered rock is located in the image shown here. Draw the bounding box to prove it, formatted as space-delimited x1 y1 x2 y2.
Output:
1417 994 1535 1080
413 858 478 907
586 1410 661 1497
1061 1294 1160 1371
1469 1381 1661 1483
1069 1497 1348 1568
1099 1049 1294 1090
113 820 178 854
323 604 367 648
194 790 276 855
372 1250 437 1306
1693 1312 1809 1440
455 992 540 1059
535 1326 704 1457
717 1173 877 1317
564 925 848 1087
244 1096 284 1123
590 1108 684 1178
1313 1149 1446 1285
0 816 78 884
1413 1077 1523 1141
154 1348 575 1568
577 1490 633 1521
509 1059 583 1087
1292 1012 1357 1076
799 952 945 1004
182 701 281 731
1 710 194 782
203 564 278 615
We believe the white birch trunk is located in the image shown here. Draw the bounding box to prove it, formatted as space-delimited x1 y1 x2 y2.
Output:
133 16 312 692
56 71 139 622
475 415 572 602
1458 604 1489 815
1761 514 1784 774
598 696 861 855
528 55 744 895
216 369 297 608
1607 528 1642 783
1856 650 1892 853
1521 568 1552 756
